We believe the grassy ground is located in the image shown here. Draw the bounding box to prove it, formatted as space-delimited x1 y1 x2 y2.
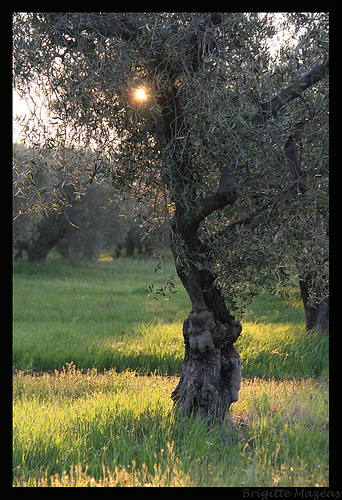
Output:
13 256 328 378
12 255 329 487
13 256 189 374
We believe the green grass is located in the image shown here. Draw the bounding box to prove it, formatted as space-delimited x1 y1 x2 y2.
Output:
13 257 328 378
13 257 190 374
13 367 329 487
12 255 329 487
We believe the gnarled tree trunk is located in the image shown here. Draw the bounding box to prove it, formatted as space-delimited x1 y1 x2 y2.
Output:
170 197 242 424
171 305 242 424
153 72 243 423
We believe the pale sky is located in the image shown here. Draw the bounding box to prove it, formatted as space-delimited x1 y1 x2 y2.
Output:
12 90 27 143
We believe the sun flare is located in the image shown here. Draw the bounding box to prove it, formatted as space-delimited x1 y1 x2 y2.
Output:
134 88 148 101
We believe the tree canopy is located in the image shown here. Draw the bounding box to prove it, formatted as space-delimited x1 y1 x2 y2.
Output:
13 12 329 315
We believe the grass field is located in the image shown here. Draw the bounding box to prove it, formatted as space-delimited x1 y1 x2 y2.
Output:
12 255 329 487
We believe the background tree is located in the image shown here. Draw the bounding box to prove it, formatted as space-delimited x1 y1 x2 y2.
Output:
13 144 153 261
13 12 329 423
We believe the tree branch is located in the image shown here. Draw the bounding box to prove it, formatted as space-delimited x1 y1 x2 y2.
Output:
199 166 238 221
284 100 327 195
196 57 329 239
251 56 329 125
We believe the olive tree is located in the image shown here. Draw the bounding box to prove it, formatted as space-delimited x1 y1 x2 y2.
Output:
13 12 329 423
13 144 133 261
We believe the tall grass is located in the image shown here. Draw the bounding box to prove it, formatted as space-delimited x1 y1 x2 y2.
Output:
13 257 329 487
13 366 329 487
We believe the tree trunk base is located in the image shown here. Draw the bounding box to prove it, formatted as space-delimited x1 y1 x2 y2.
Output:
299 278 329 335
171 310 242 425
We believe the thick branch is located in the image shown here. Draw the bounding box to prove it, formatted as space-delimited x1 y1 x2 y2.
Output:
251 56 329 125
197 166 238 222
284 102 327 194
198 59 329 238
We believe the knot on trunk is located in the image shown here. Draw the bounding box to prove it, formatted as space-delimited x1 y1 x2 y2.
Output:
188 310 215 353
230 357 242 402
228 318 243 343
187 310 242 354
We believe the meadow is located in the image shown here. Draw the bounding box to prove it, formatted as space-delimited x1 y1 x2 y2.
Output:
13 254 329 487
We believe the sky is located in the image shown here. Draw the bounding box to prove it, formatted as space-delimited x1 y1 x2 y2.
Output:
13 90 27 143
13 87 50 143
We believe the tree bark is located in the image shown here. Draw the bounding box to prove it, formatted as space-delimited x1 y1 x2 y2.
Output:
170 188 242 424
299 277 329 335
170 257 243 423
171 309 242 424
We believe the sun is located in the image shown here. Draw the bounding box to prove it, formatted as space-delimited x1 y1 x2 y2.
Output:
134 87 148 101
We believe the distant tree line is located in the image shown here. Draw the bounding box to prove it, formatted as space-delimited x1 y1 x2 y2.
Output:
13 144 157 262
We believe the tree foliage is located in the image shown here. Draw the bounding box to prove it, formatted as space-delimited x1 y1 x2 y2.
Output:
13 12 329 314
